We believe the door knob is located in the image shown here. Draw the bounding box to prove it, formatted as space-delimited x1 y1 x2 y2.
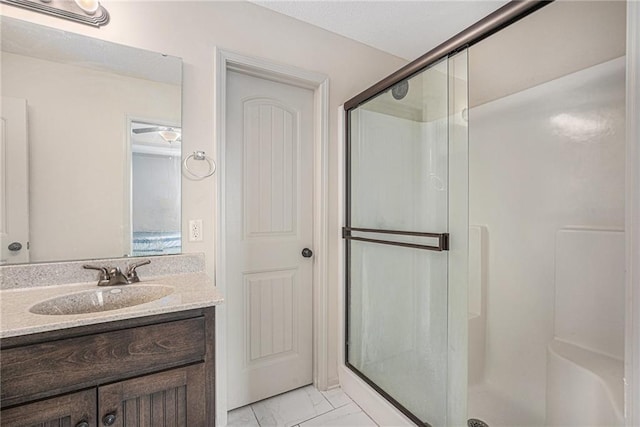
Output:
75 421 90 427
302 248 313 258
8 242 22 251
102 413 117 426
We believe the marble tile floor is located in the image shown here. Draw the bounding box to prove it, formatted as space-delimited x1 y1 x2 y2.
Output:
228 385 378 427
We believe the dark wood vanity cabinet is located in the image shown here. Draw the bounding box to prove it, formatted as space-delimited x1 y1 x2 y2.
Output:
0 307 215 427
0 388 96 426
99 363 205 426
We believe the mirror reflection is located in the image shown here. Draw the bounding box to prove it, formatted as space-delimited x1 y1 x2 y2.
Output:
130 120 181 257
0 17 183 265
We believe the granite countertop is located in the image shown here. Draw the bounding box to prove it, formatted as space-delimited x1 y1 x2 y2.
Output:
0 272 224 339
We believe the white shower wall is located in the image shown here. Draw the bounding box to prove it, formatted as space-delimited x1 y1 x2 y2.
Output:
468 56 626 424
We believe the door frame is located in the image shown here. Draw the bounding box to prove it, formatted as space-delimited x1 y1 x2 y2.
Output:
213 47 329 426
625 2 640 425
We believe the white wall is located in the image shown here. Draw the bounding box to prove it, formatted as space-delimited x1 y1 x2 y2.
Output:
1 52 180 262
0 0 407 386
468 56 626 422
469 0 626 107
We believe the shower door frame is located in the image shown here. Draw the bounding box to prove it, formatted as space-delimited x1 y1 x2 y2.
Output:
342 1 554 425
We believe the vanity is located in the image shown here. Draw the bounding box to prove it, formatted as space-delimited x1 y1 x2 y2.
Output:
1 309 215 426
0 256 223 426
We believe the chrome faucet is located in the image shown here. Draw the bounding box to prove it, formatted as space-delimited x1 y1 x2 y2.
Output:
84 260 151 286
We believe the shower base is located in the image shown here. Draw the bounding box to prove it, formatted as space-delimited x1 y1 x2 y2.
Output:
467 384 543 427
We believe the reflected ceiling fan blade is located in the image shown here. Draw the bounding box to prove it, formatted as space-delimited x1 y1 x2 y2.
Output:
132 126 175 134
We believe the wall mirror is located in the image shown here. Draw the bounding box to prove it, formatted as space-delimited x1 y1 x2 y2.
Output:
0 16 183 265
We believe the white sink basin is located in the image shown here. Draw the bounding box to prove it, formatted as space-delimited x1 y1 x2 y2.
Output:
29 285 174 315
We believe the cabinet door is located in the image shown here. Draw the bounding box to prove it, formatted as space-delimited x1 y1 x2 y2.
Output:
1 388 96 427
98 364 206 427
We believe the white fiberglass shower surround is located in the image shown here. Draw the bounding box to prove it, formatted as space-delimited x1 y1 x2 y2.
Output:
466 2 627 424
341 1 634 426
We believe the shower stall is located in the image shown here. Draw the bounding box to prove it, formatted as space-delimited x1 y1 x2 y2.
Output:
342 1 628 426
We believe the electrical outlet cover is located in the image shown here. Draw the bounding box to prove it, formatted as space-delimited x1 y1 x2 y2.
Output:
189 219 203 242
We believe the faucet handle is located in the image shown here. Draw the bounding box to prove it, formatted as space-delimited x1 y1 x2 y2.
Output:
83 264 110 285
126 259 151 282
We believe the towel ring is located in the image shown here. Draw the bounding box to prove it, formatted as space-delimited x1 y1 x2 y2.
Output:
183 151 216 179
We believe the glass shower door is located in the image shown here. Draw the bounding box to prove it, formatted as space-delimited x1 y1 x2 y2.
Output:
344 51 468 427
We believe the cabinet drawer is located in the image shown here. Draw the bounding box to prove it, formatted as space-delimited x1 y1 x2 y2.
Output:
1 317 205 407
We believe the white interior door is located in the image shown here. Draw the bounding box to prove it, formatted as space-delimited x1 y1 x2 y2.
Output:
225 70 315 409
0 97 30 264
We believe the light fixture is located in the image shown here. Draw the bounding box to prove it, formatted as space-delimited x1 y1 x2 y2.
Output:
73 0 99 15
158 130 181 143
0 0 109 27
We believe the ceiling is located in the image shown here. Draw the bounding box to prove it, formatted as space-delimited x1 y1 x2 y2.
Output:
251 0 509 61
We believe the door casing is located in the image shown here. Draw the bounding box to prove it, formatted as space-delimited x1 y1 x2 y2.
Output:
213 47 329 427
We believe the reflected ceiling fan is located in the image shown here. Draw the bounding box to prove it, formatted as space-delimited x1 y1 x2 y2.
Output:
132 126 182 143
